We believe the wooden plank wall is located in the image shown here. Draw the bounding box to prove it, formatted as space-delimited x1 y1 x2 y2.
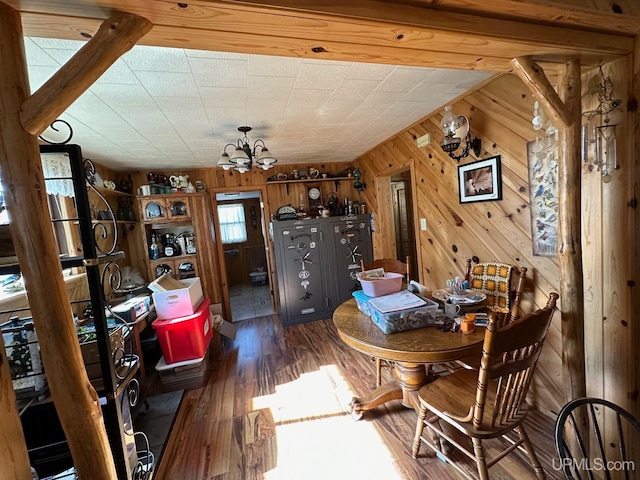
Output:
580 57 636 418
354 66 637 417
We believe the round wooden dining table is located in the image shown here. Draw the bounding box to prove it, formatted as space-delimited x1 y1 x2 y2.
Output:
333 298 486 418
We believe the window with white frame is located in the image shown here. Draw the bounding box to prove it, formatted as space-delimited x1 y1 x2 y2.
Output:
218 203 247 244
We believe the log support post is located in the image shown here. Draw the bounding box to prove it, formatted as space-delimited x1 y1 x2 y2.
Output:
0 2 151 478
511 56 586 404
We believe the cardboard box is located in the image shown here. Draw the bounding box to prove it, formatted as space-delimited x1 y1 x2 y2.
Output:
147 274 185 292
80 325 125 382
209 303 237 340
150 276 203 319
155 351 210 392
111 294 151 323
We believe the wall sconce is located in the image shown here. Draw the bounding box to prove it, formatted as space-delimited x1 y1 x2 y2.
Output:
581 66 621 183
353 167 366 193
440 105 482 162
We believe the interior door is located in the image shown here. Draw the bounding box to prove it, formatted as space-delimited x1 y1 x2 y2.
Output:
391 173 417 280
213 189 275 322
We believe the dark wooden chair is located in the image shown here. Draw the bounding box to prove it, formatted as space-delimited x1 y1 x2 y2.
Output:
411 292 559 480
360 255 410 387
555 397 640 480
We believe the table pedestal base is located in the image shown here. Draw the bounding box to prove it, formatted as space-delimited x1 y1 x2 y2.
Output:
350 362 432 419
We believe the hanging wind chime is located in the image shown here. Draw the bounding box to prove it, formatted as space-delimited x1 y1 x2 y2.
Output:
582 65 623 183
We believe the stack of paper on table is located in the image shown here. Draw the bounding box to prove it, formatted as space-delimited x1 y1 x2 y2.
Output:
367 290 427 313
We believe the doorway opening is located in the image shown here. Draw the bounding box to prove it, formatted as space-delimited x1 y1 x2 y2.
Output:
214 190 275 322
390 170 418 280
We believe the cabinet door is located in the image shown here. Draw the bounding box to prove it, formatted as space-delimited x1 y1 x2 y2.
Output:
176 258 198 280
140 197 167 222
150 259 177 279
325 214 373 304
272 220 331 326
166 196 191 220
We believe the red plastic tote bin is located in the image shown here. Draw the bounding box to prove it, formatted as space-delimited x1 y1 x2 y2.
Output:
152 297 212 364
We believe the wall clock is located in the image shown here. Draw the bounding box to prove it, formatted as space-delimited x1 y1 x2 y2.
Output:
308 187 321 201
307 185 322 213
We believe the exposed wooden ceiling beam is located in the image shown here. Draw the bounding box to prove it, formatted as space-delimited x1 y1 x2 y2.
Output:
9 0 636 73
21 11 152 135
511 55 571 127
403 0 640 35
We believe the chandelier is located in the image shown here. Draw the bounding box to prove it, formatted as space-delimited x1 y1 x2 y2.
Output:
217 126 278 173
439 105 482 162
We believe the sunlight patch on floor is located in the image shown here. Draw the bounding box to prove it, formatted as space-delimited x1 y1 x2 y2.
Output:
252 365 404 480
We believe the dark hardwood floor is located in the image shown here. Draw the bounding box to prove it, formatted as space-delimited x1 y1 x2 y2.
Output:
154 314 564 480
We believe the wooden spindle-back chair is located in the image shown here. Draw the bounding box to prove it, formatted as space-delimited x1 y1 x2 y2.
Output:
465 258 528 328
412 293 559 480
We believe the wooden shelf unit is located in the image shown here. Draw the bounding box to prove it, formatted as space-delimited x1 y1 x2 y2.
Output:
135 193 218 302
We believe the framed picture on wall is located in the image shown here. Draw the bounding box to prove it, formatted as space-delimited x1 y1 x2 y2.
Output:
458 155 502 204
527 138 559 256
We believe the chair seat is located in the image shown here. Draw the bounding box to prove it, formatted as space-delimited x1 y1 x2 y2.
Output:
418 369 529 439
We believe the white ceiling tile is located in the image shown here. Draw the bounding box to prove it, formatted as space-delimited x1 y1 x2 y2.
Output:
246 100 287 125
377 67 432 92
247 76 295 99
136 71 200 97
25 37 493 171
360 90 406 107
154 96 207 116
30 37 85 50
345 63 397 81
331 79 380 101
90 83 154 107
95 58 140 85
39 48 76 66
142 133 186 145
384 101 425 117
23 39 59 67
344 108 387 124
302 58 351 66
248 55 302 77
185 50 247 60
406 82 454 99
294 63 350 90
205 107 247 131
200 87 246 108
28 65 59 91
123 46 190 72
287 88 332 108
190 58 247 87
